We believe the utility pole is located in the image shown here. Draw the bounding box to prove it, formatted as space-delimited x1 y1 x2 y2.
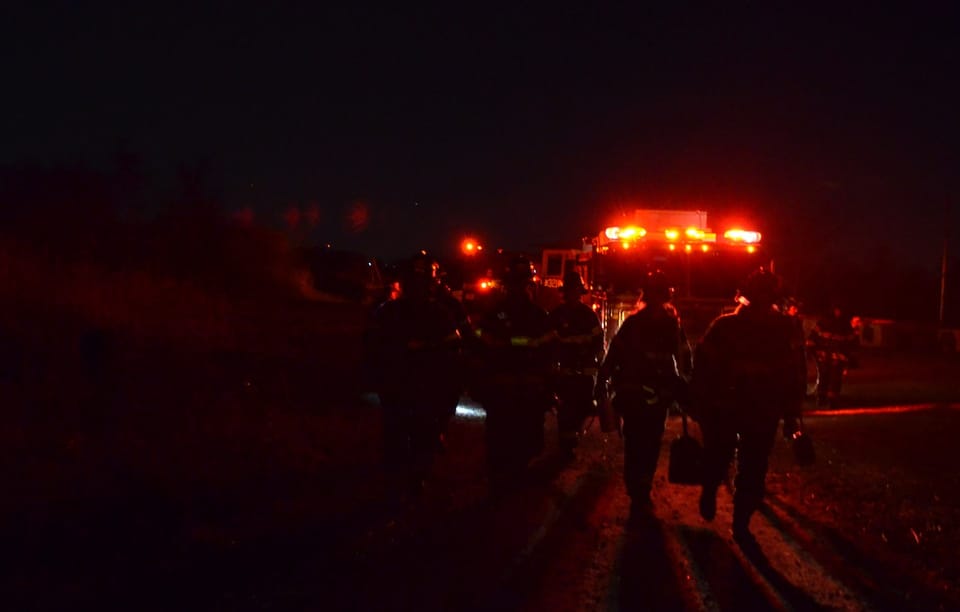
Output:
940 202 950 326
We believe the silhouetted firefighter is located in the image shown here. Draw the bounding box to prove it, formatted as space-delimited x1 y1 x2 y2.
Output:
472 256 556 494
692 268 807 545
808 303 858 408
547 270 604 461
365 252 464 501
595 270 692 519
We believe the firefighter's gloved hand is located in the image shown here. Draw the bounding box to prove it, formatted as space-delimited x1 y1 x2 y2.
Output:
782 416 801 440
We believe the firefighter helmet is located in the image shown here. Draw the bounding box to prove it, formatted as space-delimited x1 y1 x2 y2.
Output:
641 270 673 304
400 251 440 295
561 270 586 294
411 251 440 278
739 267 781 307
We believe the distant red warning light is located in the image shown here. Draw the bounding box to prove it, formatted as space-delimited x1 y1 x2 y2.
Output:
304 202 321 226
283 205 301 230
462 238 482 255
346 201 370 233
232 207 254 227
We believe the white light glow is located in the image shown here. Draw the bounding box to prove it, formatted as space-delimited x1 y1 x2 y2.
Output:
456 399 487 420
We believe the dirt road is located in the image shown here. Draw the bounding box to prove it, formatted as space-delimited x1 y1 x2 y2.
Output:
300 347 960 611
304 405 959 612
3 347 958 610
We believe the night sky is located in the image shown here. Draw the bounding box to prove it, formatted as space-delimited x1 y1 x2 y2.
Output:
3 4 958 266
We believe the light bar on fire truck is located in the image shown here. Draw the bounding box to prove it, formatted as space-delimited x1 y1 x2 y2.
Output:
604 226 648 240
722 229 762 244
598 224 761 252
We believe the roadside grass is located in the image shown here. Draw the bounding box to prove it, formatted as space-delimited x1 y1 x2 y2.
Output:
767 406 960 606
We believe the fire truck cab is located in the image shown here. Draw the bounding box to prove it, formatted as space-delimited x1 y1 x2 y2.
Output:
540 209 770 344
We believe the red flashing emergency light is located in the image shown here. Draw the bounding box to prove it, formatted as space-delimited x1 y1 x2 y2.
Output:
599 217 761 252
461 238 483 255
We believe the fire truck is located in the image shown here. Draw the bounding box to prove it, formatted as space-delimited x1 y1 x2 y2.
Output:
539 209 771 344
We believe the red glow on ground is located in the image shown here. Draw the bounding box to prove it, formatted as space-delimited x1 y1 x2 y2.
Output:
805 403 954 417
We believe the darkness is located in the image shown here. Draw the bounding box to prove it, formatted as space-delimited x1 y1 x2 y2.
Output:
3 7 960 610
2 3 959 319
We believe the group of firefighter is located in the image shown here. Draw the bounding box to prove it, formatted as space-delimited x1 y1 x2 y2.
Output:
364 251 856 544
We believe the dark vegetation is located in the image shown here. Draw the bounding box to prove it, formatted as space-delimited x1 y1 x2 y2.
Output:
766 202 959 325
0 163 378 608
